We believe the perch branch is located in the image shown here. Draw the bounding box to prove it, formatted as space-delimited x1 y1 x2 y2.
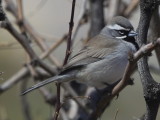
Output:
136 0 160 119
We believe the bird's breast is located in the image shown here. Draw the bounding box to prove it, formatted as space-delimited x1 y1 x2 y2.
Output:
76 41 136 89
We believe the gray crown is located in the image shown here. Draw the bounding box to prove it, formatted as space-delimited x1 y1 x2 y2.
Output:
108 16 134 30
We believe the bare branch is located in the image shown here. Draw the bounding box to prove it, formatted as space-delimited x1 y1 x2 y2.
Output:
0 68 29 94
62 83 90 114
123 0 139 17
89 0 105 38
2 19 56 75
40 35 67 62
149 8 160 66
53 0 77 119
136 0 160 119
23 21 62 67
16 0 24 30
107 0 121 22
5 0 61 67
63 0 76 65
72 0 88 41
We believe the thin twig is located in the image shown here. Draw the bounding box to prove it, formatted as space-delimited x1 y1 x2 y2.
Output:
107 0 121 22
17 0 23 20
40 35 67 61
27 0 48 18
63 0 76 65
113 109 119 120
2 19 56 75
27 56 57 107
23 21 62 67
53 0 76 120
5 0 61 67
123 0 139 17
72 0 87 41
0 68 29 94
16 0 24 32
62 83 90 114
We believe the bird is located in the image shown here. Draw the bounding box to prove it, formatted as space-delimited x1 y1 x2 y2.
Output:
22 16 139 95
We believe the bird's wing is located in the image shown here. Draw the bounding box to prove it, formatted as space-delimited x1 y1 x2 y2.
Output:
21 35 119 95
61 34 119 74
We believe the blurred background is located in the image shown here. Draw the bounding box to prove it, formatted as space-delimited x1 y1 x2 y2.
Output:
0 0 160 120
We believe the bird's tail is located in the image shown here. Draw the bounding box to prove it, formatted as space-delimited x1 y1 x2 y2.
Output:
21 74 75 95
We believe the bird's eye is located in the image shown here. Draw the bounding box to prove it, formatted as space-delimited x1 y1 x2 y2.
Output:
118 30 126 35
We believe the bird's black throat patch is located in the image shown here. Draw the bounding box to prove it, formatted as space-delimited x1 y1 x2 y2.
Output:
124 37 139 50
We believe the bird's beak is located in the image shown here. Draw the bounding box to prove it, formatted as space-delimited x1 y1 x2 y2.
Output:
128 30 138 37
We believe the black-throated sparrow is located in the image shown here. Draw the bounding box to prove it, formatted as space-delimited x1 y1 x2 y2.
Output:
22 16 139 95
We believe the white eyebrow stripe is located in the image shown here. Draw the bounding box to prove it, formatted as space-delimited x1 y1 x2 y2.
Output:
116 35 127 39
107 24 129 31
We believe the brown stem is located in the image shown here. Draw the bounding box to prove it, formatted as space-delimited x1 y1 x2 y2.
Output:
53 0 76 120
16 0 24 32
63 0 76 65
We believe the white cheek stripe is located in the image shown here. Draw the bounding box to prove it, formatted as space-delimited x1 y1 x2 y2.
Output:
116 35 127 39
107 24 129 30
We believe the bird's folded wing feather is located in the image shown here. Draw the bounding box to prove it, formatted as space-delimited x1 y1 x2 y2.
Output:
61 34 119 73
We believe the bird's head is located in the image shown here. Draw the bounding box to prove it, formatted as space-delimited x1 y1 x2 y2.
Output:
101 16 139 50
